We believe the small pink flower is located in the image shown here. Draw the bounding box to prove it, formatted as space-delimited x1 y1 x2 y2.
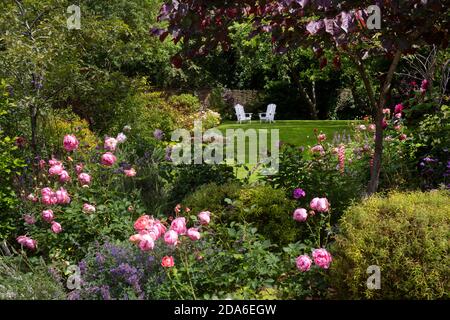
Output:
104 137 118 152
394 113 402 119
42 209 55 223
421 79 429 93
368 124 376 132
48 158 61 166
27 193 38 202
59 170 70 183
51 221 63 234
394 125 401 131
170 217 187 235
41 187 53 197
394 103 403 114
55 188 71 204
399 133 407 141
382 118 388 129
78 173 91 186
357 124 366 131
17 235 37 250
187 228 201 241
63 134 79 152
198 211 211 225
23 214 36 225
49 164 64 176
101 152 117 166
312 248 332 269
82 203 96 214
296 255 312 272
75 163 84 174
293 208 308 222
382 108 391 115
138 234 155 251
310 197 330 212
164 230 178 246
129 234 142 244
310 145 324 154
317 133 326 142
116 133 127 143
134 215 152 232
39 160 46 169
161 256 174 268
124 168 136 177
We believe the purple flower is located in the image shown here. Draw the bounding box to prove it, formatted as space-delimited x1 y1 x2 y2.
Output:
153 129 164 141
100 285 111 300
293 188 306 199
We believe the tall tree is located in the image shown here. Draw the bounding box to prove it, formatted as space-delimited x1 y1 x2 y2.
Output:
152 0 449 194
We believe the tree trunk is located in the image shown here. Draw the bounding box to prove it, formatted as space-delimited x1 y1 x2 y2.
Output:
367 51 402 195
291 71 319 119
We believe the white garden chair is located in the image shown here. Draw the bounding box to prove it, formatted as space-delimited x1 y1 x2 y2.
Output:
259 104 276 123
234 104 252 124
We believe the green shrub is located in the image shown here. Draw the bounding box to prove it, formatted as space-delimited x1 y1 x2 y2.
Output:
0 254 66 300
234 185 299 246
168 93 201 114
183 181 242 215
329 190 450 299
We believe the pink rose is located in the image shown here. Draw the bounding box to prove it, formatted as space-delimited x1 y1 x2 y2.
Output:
55 188 71 204
382 108 391 114
82 203 96 214
116 133 127 143
368 124 376 132
101 152 117 166
41 187 53 197
129 234 142 244
394 125 401 131
310 197 330 212
394 113 402 119
161 256 174 268
124 168 137 177
63 134 79 152
51 221 62 234
49 164 64 176
78 173 91 186
187 228 201 241
138 234 155 251
17 235 37 250
399 133 407 141
357 124 366 131
75 163 84 174
48 158 62 166
318 133 326 142
164 230 178 246
170 217 187 235
59 170 70 183
394 103 403 114
293 208 308 222
104 137 118 152
312 248 332 269
198 211 211 225
27 193 38 202
23 214 36 225
296 255 312 272
310 145 324 154
155 220 167 237
134 215 152 232
42 209 55 223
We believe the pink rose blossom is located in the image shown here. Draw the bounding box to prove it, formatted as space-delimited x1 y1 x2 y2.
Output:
23 214 36 225
394 103 403 114
164 230 178 246
63 134 79 152
138 234 155 251
41 187 53 197
382 108 391 115
368 124 376 132
155 220 167 237
55 188 71 204
49 164 64 176
310 145 324 154
116 133 127 143
51 221 63 234
17 235 37 250
310 197 330 212
27 193 38 202
399 134 407 141
78 173 91 186
104 137 118 152
187 228 201 241
134 215 152 232
48 159 61 166
198 211 211 225
101 152 117 166
124 168 136 177
75 163 84 174
317 133 326 142
296 255 312 272
129 234 142 244
82 203 96 214
170 217 187 235
59 170 70 183
312 248 332 269
394 125 401 131
42 209 55 223
293 208 308 222
357 124 366 131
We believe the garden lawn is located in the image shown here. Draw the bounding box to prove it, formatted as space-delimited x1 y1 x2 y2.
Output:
216 120 359 180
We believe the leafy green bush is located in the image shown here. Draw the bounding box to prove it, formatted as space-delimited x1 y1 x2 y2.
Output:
0 254 66 300
329 190 450 299
168 93 201 114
